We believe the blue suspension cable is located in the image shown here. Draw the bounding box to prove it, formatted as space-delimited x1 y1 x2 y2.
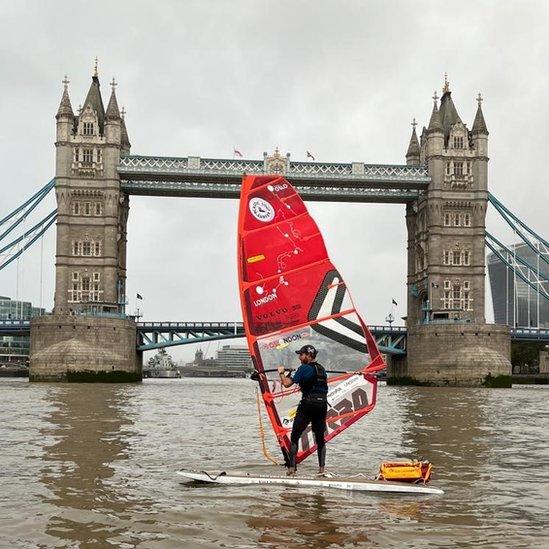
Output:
0 215 56 271
0 179 55 226
488 193 549 260
0 210 57 255
485 240 549 301
485 231 549 283
0 179 56 243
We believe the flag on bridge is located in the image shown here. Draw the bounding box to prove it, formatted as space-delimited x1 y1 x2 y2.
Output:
233 148 243 158
306 150 315 161
136 293 143 300
392 299 398 306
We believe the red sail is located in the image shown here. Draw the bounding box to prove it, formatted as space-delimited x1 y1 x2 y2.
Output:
238 175 385 464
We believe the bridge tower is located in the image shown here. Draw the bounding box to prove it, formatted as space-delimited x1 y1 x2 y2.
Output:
29 66 140 381
393 78 511 386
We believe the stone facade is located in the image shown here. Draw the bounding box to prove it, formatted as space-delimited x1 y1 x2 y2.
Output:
390 324 510 385
29 69 138 382
398 78 511 385
30 315 141 381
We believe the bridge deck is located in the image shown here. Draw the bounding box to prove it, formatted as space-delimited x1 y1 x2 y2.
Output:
3 319 547 350
118 155 430 203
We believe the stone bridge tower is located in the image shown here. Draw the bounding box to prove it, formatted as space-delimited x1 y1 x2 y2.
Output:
29 66 140 381
394 78 511 386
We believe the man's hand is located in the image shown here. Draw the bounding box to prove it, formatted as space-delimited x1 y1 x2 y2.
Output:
278 365 294 388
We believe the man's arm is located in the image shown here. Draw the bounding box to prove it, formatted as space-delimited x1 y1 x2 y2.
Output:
277 366 294 388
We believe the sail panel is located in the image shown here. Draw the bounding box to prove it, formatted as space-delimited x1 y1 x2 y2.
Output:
238 174 386 465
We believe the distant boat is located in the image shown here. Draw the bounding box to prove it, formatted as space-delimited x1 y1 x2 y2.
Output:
143 348 180 378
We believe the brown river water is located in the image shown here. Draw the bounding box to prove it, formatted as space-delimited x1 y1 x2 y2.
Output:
0 378 547 548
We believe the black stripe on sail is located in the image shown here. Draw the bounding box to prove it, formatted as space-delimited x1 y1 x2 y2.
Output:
334 315 365 338
308 269 344 321
311 322 368 354
331 279 346 316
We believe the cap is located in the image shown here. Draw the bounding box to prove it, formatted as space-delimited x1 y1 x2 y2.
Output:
295 345 317 357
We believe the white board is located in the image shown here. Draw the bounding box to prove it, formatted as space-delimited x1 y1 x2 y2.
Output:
177 469 444 495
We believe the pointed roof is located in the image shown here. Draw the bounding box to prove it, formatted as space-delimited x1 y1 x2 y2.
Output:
472 94 489 134
120 106 131 149
106 87 121 120
439 90 462 136
56 77 74 119
427 102 443 133
406 124 420 159
82 75 105 133
121 117 131 149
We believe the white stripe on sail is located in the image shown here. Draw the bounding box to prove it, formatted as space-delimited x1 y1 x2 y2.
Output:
315 277 341 319
320 317 366 346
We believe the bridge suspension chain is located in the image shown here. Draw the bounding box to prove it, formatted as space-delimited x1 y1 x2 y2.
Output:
488 192 549 265
0 179 55 243
485 236 549 301
0 179 57 272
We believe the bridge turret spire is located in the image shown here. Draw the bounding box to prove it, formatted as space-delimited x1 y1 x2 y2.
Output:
82 72 105 134
438 75 463 140
427 93 443 133
56 75 74 119
120 106 131 152
106 79 121 120
472 92 489 135
406 118 421 165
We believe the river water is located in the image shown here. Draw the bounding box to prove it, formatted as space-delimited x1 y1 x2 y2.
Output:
0 378 547 548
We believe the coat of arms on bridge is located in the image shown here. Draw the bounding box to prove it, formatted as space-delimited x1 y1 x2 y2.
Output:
263 148 289 175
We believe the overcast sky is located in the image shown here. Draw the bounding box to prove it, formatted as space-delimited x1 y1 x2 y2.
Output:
1 0 548 361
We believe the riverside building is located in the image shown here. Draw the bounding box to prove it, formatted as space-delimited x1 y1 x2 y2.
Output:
0 297 45 366
487 243 549 328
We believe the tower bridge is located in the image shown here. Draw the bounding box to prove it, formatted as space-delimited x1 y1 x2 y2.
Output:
2 67 548 386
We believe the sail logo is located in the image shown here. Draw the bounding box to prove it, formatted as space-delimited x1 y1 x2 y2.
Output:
255 307 288 320
268 183 288 193
253 291 278 307
249 197 275 222
261 331 308 350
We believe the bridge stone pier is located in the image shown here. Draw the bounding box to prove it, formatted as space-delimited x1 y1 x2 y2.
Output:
29 68 511 385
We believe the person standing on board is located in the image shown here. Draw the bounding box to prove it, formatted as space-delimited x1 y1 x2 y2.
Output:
277 345 328 476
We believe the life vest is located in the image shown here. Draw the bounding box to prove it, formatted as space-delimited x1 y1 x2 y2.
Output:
299 362 328 404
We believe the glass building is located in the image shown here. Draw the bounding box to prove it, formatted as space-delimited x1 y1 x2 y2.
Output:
487 244 549 328
0 296 45 366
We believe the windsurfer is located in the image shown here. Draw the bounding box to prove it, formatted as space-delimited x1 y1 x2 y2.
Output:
277 345 328 476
